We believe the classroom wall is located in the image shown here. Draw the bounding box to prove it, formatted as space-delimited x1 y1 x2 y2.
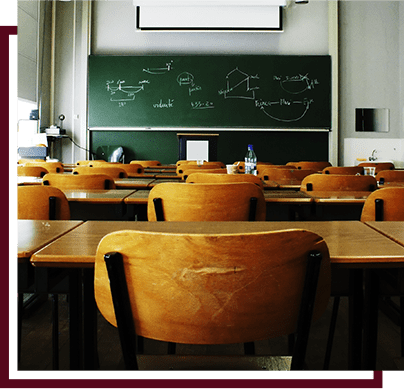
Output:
47 0 403 165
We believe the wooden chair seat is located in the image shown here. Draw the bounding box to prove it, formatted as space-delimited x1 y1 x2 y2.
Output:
147 182 266 221
42 173 116 189
94 228 331 370
186 172 264 189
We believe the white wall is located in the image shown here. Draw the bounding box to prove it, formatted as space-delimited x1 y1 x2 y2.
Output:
339 1 404 166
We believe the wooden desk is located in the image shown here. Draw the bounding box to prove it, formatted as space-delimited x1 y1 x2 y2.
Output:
307 191 371 204
114 178 156 189
18 219 84 369
30 220 404 370
364 221 404 247
62 189 136 203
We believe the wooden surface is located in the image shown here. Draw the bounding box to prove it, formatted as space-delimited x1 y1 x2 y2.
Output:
114 178 156 189
18 220 83 260
30 221 404 268
17 176 42 185
61 189 136 204
307 191 371 203
364 221 404 247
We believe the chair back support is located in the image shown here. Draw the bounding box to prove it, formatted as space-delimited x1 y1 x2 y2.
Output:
186 172 264 189
24 161 64 173
130 160 161 167
259 168 316 183
358 162 395 173
178 168 226 180
73 166 128 178
119 164 145 177
17 165 49 177
76 160 105 166
42 173 116 189
376 170 404 184
176 161 225 168
147 182 266 221
361 188 404 221
94 229 330 362
176 163 224 175
289 161 331 171
18 186 70 220
322 166 364 175
300 174 377 192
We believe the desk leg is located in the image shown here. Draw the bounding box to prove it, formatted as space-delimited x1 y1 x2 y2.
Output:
83 268 99 369
362 269 379 370
69 270 82 369
348 269 363 369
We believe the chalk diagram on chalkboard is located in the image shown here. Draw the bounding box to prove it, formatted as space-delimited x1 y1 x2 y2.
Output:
278 73 319 94
106 80 145 106
143 60 173 75
220 68 260 100
219 67 319 123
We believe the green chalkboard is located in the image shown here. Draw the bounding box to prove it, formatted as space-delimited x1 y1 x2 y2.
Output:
88 55 331 129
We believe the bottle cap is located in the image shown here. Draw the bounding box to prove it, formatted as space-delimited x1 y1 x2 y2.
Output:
248 144 253 150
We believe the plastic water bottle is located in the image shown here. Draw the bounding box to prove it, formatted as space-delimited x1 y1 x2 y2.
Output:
244 144 257 175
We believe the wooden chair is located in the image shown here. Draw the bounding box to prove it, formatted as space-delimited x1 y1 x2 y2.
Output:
234 162 278 174
73 166 128 178
17 185 70 367
119 164 145 177
361 187 404 221
18 185 70 220
180 168 227 181
358 162 395 174
18 158 45 164
24 161 64 173
176 163 224 176
186 172 264 190
94 228 331 370
147 182 266 221
376 170 404 185
324 187 404 369
259 168 316 184
288 161 331 171
17 165 49 178
76 160 105 166
300 174 377 192
322 166 364 175
42 173 116 189
130 160 161 167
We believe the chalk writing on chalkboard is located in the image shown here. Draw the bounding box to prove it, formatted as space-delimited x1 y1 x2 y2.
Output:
218 68 260 100
275 73 320 94
143 60 174 75
106 79 148 107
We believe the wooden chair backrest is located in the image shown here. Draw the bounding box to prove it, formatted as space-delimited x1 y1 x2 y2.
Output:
94 229 331 344
18 185 70 220
358 162 395 173
361 188 404 221
24 161 64 173
176 160 225 167
300 174 377 192
180 168 227 181
147 182 266 221
76 160 105 166
42 173 116 189
376 170 404 184
176 163 224 173
18 158 44 164
259 168 316 183
17 165 49 177
130 160 161 167
119 164 145 177
290 161 332 171
186 172 264 189
73 166 128 178
322 166 364 175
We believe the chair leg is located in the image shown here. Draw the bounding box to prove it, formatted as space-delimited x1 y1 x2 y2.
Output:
51 294 59 370
18 293 23 362
323 296 340 369
244 342 255 355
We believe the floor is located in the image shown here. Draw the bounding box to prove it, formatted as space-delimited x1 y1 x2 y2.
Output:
17 293 404 371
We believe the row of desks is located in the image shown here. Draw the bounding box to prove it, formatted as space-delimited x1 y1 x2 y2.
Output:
18 219 404 370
